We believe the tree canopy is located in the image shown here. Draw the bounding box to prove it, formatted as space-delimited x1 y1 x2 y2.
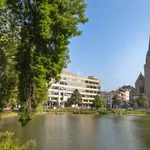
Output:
0 0 88 126
0 5 19 112
137 93 149 108
93 95 102 109
70 89 82 107
112 93 121 108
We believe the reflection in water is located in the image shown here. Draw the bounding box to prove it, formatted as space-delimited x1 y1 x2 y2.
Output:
0 115 150 150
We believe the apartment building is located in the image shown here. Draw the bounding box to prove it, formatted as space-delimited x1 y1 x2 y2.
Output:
117 88 130 101
101 91 117 108
48 71 100 107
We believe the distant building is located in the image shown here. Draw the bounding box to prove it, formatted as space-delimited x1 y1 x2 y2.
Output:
48 71 100 107
101 87 130 108
101 91 117 108
124 90 130 101
117 88 130 101
144 38 150 103
131 38 150 104
135 73 145 96
129 87 135 101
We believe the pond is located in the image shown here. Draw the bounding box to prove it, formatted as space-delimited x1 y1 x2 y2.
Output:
0 114 150 150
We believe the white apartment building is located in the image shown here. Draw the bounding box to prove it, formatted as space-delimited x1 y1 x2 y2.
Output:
48 71 100 107
101 88 130 108
118 89 130 101
124 90 130 101
101 91 117 108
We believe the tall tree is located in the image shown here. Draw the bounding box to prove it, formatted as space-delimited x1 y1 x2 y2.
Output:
93 95 102 109
112 93 121 108
137 93 149 108
70 89 82 107
66 98 72 107
0 5 19 112
1 0 88 126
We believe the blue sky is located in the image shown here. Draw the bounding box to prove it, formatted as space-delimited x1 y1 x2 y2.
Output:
66 0 150 91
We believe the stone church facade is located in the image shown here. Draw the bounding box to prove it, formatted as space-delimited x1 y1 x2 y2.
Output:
135 73 145 96
131 39 150 104
144 41 150 103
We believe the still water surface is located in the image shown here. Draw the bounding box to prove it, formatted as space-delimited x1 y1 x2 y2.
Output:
0 114 150 150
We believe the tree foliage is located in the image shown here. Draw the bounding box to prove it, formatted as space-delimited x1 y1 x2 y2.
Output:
112 93 121 108
122 100 129 109
101 99 107 108
70 89 82 107
0 5 19 112
0 0 6 9
137 93 149 108
66 98 72 107
93 95 102 109
0 0 88 126
0 131 36 150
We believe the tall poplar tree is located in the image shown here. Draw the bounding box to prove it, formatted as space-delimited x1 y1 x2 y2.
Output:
0 5 19 112
0 0 88 126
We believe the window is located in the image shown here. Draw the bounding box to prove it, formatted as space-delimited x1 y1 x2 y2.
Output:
139 86 144 94
51 97 58 100
84 100 88 102
60 81 64 85
64 82 68 85
52 86 59 89
54 92 58 95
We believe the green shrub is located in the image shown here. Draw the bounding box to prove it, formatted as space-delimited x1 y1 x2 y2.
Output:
36 104 44 113
0 132 36 150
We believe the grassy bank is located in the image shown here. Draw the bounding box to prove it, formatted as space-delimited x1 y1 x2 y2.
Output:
0 111 17 118
1 108 150 118
43 108 150 116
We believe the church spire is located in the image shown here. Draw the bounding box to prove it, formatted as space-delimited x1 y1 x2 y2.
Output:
146 35 150 63
148 35 150 51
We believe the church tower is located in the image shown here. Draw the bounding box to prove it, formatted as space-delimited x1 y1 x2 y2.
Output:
144 37 150 103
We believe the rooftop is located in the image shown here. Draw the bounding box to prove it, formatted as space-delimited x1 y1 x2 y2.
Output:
61 71 99 81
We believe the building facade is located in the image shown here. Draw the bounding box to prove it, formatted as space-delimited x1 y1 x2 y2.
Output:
131 38 150 104
135 73 145 96
129 87 135 101
48 71 100 107
144 41 150 103
117 88 130 101
101 88 130 108
101 91 117 108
